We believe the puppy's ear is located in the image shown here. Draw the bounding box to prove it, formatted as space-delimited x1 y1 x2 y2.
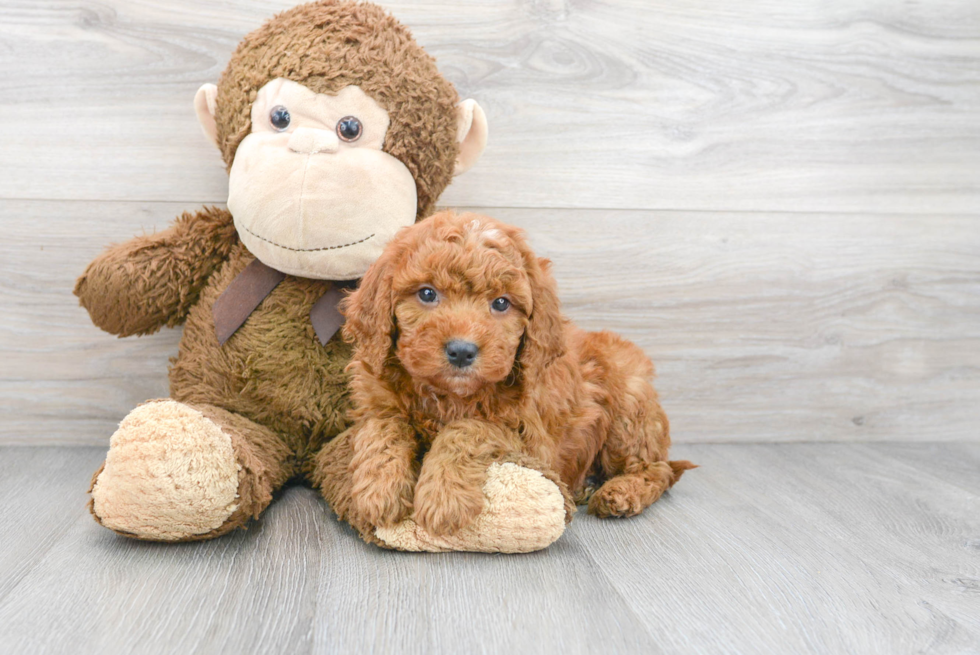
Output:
518 254 565 381
341 247 398 375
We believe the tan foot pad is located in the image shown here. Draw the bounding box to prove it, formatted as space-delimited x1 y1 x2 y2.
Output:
374 463 567 553
91 400 241 541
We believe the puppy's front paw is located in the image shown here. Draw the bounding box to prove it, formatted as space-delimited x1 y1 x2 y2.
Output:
413 477 485 537
351 465 415 528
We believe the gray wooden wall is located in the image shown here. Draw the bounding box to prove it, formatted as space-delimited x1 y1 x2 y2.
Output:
2 0 978 445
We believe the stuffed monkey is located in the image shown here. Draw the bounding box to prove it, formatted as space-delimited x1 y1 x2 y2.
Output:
75 0 568 552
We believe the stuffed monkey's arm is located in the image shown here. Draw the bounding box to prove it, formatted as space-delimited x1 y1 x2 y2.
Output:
74 206 238 337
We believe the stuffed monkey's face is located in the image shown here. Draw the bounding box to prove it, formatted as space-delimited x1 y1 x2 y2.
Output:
226 78 418 280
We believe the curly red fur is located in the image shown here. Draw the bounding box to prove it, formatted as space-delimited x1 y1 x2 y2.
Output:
341 211 695 536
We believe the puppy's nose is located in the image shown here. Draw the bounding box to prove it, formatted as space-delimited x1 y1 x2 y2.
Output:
445 340 479 369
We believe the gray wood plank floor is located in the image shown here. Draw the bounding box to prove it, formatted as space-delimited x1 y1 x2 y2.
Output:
1 443 977 655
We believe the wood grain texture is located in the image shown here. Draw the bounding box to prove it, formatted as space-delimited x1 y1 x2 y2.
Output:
3 200 977 445
0 447 105 602
0 443 977 654
572 442 980 654
0 0 977 212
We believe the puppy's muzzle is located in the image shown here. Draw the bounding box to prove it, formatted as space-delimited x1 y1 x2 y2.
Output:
445 340 479 369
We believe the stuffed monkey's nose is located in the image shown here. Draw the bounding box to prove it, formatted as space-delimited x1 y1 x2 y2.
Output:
288 127 339 154
445 340 479 369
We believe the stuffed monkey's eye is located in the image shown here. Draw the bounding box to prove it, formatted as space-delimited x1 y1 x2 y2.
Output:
491 297 511 312
270 105 291 131
417 287 438 304
336 116 362 142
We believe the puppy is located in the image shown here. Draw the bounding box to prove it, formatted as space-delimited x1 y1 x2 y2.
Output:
341 210 695 537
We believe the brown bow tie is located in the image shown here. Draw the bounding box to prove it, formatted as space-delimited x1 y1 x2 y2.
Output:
212 259 354 346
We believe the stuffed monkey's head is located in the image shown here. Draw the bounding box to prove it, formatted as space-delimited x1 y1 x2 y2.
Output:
194 1 487 280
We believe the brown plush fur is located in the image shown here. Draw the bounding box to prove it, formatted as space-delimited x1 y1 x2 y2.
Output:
76 207 356 460
75 1 464 541
216 0 460 219
335 211 696 537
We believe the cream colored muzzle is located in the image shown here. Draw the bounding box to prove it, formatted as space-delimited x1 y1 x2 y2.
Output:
288 127 339 154
227 130 418 281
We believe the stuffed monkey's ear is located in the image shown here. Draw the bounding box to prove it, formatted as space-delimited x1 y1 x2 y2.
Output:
194 83 219 147
453 99 488 176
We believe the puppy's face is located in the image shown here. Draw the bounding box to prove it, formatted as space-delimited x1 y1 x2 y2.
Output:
390 220 532 397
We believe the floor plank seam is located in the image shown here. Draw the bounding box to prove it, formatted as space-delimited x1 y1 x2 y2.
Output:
0 510 88 609
560 533 662 650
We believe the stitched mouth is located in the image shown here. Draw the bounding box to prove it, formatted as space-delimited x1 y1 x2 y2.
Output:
242 225 376 252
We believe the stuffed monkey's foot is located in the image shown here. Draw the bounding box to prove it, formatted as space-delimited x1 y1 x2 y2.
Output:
90 400 290 541
374 463 568 553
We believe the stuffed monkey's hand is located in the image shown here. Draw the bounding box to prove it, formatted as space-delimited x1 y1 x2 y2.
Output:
75 206 236 337
374 462 572 553
75 239 174 337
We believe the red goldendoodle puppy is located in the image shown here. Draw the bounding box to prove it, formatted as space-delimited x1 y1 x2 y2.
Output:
341 210 694 537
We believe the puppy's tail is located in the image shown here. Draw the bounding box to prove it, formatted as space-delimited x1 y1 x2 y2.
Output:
667 460 698 487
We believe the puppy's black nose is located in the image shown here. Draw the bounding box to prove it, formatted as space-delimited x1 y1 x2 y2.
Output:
445 340 479 368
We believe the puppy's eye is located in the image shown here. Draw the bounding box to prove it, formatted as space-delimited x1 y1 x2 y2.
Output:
270 105 291 131
491 297 511 312
336 116 362 142
417 287 438 304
